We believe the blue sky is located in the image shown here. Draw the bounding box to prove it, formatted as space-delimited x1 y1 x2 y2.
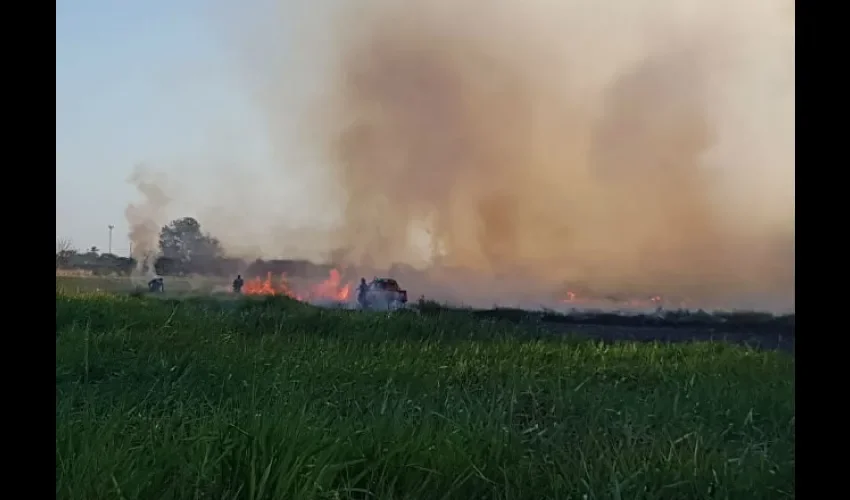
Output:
56 0 300 255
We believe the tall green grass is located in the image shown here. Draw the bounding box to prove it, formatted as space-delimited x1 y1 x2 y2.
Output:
56 292 794 500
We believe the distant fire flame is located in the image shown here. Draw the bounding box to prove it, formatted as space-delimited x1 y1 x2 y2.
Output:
243 268 681 309
561 291 681 309
244 272 292 297
309 269 351 301
243 269 352 302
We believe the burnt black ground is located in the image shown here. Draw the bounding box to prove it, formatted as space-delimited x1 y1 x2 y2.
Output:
531 310 793 354
419 303 795 354
546 323 795 354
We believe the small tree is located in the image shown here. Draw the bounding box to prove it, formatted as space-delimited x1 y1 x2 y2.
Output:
56 238 75 269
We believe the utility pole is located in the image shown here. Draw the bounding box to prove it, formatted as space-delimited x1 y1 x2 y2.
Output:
108 225 114 255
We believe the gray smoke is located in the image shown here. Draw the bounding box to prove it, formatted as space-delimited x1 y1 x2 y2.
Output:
124 164 170 276
144 0 794 310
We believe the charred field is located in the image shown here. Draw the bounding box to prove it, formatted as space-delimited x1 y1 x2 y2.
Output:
56 282 794 499
55 274 795 353
416 300 795 354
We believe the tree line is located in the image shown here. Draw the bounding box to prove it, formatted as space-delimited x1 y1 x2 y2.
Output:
57 217 338 278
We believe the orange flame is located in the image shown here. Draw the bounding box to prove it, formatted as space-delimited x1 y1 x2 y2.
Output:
308 268 351 301
244 272 298 298
243 269 352 302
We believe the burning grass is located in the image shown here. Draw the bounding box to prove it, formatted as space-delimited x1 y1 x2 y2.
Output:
55 268 354 301
56 291 794 499
242 268 351 301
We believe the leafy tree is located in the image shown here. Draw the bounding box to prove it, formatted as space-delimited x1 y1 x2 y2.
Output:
153 256 180 276
158 217 223 274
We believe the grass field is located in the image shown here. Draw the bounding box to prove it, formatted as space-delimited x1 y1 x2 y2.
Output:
56 289 795 500
56 274 230 295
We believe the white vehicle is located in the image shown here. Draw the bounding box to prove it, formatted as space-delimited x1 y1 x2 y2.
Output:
358 278 409 310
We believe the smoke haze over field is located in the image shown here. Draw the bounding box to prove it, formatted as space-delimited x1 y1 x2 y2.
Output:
140 0 795 309
125 165 171 274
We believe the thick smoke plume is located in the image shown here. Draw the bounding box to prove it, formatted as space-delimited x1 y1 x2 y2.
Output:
124 165 170 275
212 0 795 309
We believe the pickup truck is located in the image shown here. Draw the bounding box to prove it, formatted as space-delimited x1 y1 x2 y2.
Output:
360 278 408 309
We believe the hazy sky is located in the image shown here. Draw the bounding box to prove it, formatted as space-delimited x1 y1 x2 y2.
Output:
56 0 286 255
56 0 793 308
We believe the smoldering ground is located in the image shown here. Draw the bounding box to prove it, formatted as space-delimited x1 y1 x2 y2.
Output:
150 0 795 310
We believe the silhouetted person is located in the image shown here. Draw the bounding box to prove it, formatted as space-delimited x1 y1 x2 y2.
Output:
357 278 368 307
147 277 164 293
232 275 244 294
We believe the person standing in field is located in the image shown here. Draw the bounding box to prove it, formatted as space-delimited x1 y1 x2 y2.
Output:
147 276 164 293
232 275 244 294
357 278 368 308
